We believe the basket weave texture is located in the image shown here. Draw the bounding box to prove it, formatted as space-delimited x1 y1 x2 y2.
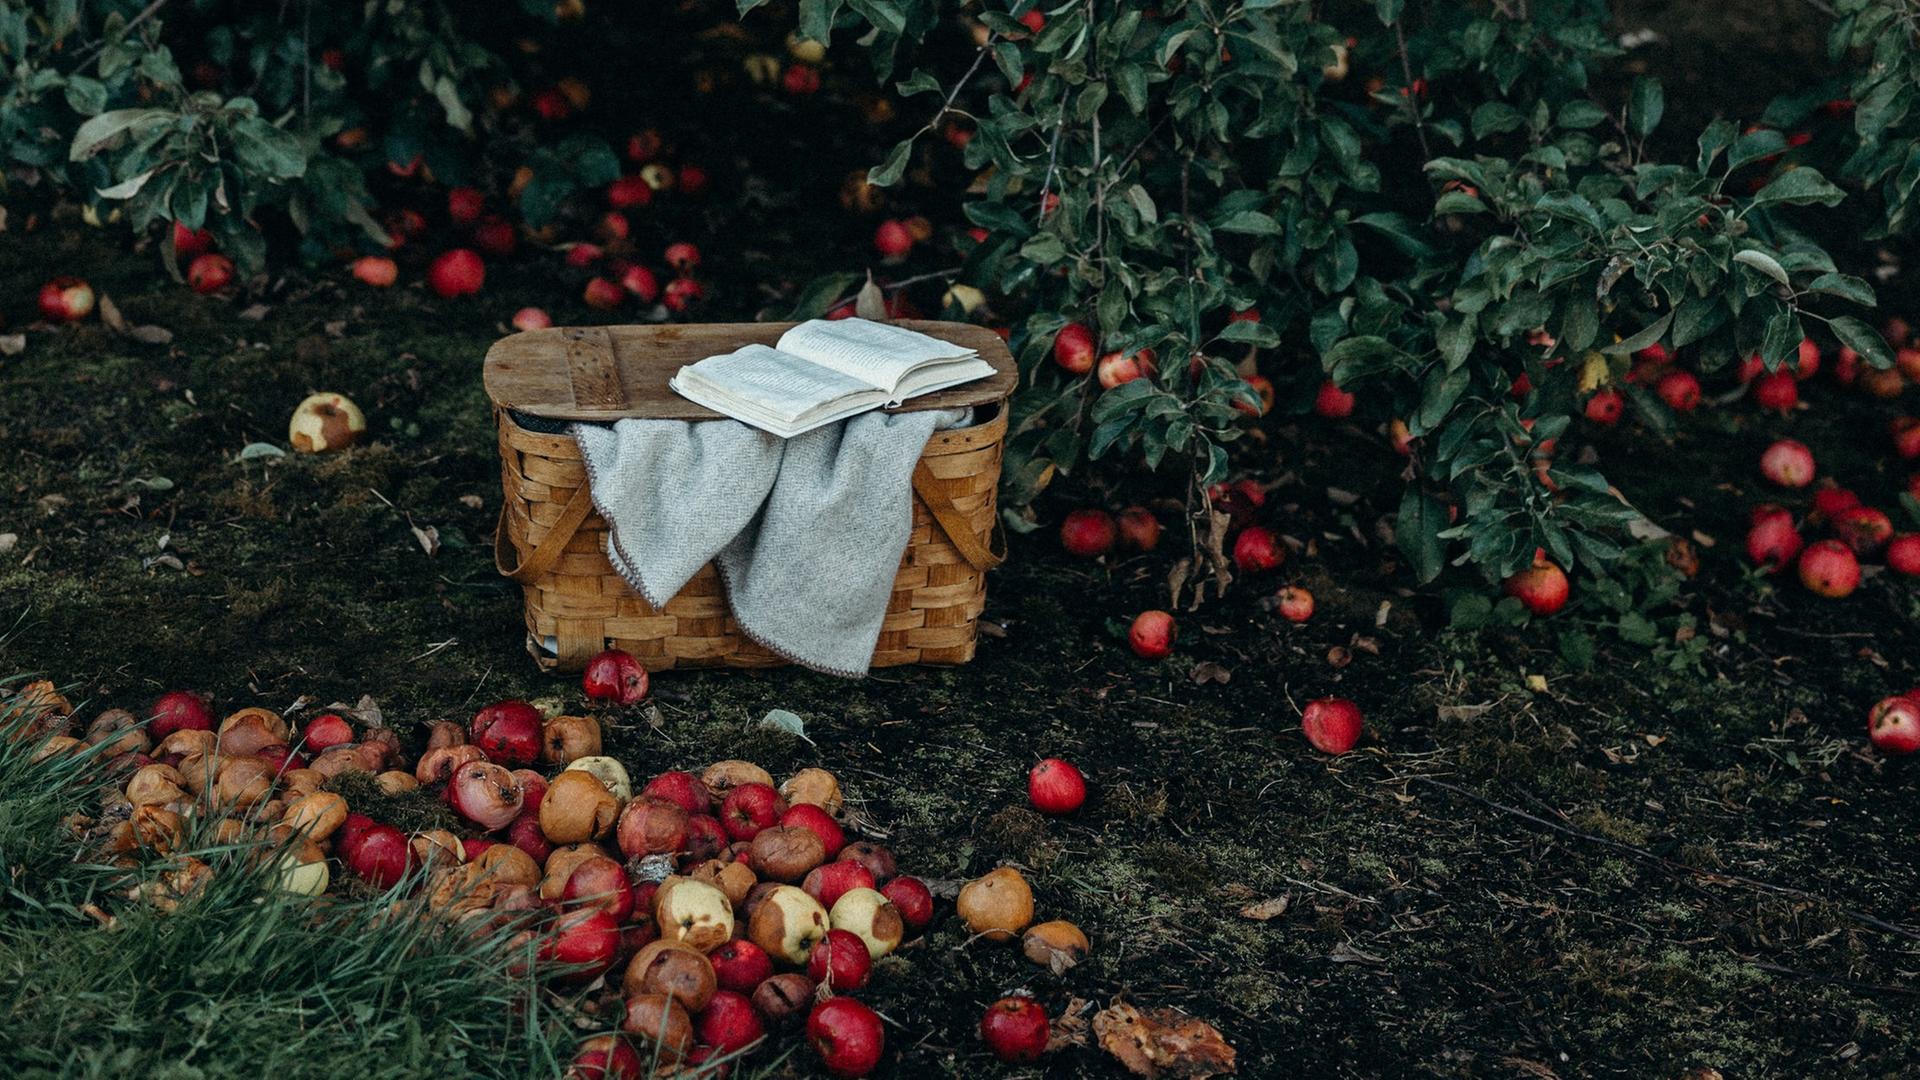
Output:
494 405 1006 672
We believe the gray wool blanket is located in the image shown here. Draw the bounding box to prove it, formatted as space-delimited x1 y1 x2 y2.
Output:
572 409 969 677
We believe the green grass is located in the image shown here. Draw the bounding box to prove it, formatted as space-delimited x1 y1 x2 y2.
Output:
0 688 586 1080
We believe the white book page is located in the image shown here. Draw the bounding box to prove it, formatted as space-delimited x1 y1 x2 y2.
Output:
675 344 873 423
777 318 977 394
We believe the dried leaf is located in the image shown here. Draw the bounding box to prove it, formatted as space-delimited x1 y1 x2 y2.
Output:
1046 997 1096 1053
410 523 440 556
1188 661 1231 685
853 273 888 321
238 304 272 321
459 494 484 510
1328 940 1385 965
98 294 128 332
0 334 24 356
1325 645 1352 669
1094 999 1237 1078
0 533 15 556
1236 896 1288 921
1435 702 1495 722
128 324 173 344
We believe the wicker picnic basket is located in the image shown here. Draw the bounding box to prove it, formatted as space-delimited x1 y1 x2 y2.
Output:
485 322 1017 673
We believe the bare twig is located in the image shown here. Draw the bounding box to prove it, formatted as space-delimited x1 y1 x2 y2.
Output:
70 0 172 71
1392 19 1432 163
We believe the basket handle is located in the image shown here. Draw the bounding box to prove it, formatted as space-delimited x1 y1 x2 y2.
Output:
912 461 1006 572
495 484 596 585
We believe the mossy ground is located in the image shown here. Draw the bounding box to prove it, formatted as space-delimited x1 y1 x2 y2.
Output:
3 221 1917 1078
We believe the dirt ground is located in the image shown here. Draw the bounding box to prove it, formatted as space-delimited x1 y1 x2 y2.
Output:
4 3 1920 1075
3 210 1919 1078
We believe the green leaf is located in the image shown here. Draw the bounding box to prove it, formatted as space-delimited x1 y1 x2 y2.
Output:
1749 168 1845 208
1733 248 1790 287
68 108 168 161
1831 315 1896 369
229 117 307 180
1396 488 1447 585
1213 210 1283 236
1600 312 1674 356
1806 272 1875 307
1323 335 1413 386
867 137 914 187
1219 320 1279 347
1628 76 1664 139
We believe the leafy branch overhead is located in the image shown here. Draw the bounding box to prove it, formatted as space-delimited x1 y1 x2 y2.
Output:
767 0 1900 586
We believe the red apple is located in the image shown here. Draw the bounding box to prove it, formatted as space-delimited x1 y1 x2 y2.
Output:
684 814 729 862
642 770 712 815
1798 540 1860 597
1745 511 1804 573
1313 379 1355 418
1886 534 1920 576
1655 370 1701 412
1096 348 1156 390
1059 508 1117 557
1052 323 1097 374
1232 526 1285 574
149 691 213 739
608 175 653 210
563 855 636 921
617 796 689 858
979 996 1049 1064
1027 758 1086 815
835 842 897 885
1583 388 1624 425
344 822 412 889
447 186 485 226
782 64 822 96
806 928 872 991
664 242 702 271
300 713 354 752
1301 697 1363 755
171 221 214 260
879 876 933 933
1503 550 1569 616
474 217 517 256
781 804 845 858
664 277 703 312
1759 439 1815 488
350 255 398 287
470 700 542 766
1116 506 1161 552
566 243 605 269
873 219 913 259
1128 610 1176 659
808 998 884 1077
567 1034 643 1080
539 908 621 983
1794 337 1822 380
720 783 785 842
1833 506 1893 556
38 276 96 323
621 265 661 303
709 940 775 994
1751 370 1798 412
1811 487 1861 522
511 307 552 331
509 812 552 864
802 860 874 910
584 277 625 310
583 649 649 705
427 249 485 298
1868 695 1920 755
696 990 766 1054
1275 586 1314 622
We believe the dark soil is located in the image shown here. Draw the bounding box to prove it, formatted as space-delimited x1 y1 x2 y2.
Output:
4 4 1919 1077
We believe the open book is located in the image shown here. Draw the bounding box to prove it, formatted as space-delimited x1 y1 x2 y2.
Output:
668 318 996 438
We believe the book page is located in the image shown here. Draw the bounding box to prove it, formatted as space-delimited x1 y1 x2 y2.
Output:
675 344 873 423
777 318 977 393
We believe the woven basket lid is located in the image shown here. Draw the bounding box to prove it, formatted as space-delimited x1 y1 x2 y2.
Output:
483 320 1019 422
